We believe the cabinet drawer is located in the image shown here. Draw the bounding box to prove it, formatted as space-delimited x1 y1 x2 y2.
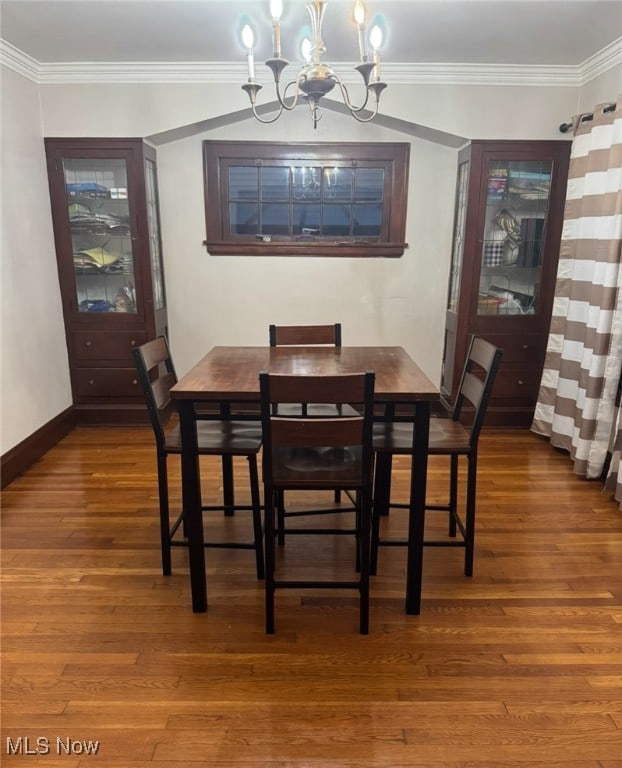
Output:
74 368 142 398
492 366 542 402
482 333 546 364
71 331 147 362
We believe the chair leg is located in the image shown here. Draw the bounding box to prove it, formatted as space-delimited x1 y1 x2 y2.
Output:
157 453 172 576
248 456 264 580
277 490 285 546
222 455 235 516
264 489 276 634
448 454 458 538
377 454 392 516
355 491 361 573
359 491 371 635
464 454 477 577
370 454 391 575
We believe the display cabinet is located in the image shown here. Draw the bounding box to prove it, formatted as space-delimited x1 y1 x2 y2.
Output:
45 138 167 424
441 140 570 426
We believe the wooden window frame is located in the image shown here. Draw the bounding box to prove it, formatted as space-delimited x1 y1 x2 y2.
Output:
202 141 409 257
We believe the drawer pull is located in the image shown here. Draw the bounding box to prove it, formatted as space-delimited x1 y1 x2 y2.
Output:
132 379 138 385
85 340 92 347
89 379 95 385
522 344 528 350
130 340 136 347
518 379 524 385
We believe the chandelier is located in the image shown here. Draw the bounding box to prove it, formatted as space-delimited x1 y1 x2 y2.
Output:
241 0 387 129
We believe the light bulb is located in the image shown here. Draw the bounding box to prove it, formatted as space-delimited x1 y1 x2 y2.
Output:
301 37 312 63
241 24 254 50
270 0 283 21
369 25 382 51
354 0 365 26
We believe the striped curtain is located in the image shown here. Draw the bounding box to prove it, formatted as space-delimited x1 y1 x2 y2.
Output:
531 97 622 508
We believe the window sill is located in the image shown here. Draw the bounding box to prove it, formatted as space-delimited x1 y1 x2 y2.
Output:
203 241 408 258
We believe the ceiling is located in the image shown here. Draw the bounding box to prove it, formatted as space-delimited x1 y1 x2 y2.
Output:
1 0 621 70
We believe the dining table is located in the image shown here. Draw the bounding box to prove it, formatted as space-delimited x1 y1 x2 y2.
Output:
170 345 440 616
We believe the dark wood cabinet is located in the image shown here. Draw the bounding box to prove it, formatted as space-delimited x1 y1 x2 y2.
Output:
441 140 571 427
45 138 167 424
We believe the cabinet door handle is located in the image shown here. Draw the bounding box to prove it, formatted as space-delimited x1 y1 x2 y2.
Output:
89 379 95 385
132 379 138 385
130 340 136 347
522 344 528 350
85 340 92 347
518 379 524 385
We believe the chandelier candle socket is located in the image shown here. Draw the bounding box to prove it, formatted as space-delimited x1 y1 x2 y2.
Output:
241 24 255 80
241 0 387 129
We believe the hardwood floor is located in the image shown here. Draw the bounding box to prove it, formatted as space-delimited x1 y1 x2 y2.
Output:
2 426 622 767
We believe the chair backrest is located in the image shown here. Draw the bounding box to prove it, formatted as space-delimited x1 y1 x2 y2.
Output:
269 323 342 347
132 337 177 451
259 371 375 487
453 335 503 444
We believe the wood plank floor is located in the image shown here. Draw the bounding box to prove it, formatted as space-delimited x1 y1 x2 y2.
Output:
2 426 622 767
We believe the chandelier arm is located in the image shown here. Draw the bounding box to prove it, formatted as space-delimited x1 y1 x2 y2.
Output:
250 102 286 124
274 78 303 112
346 101 382 123
333 77 373 115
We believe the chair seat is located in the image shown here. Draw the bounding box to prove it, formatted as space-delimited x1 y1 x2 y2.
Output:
271 445 363 487
164 418 262 455
373 418 471 455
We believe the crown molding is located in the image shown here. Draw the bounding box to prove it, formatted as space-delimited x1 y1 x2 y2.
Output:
386 62 579 86
579 36 622 84
0 39 40 82
1 36 620 88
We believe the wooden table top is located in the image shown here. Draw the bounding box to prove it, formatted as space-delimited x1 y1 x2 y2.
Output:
171 346 439 403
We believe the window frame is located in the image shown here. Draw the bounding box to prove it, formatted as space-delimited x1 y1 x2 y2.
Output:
202 141 410 257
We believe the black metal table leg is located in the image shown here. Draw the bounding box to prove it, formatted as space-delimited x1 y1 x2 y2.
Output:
178 399 207 612
405 400 430 615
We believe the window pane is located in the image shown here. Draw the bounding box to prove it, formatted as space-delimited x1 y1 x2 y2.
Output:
292 167 321 200
229 167 257 200
354 168 384 201
323 167 352 200
261 203 290 235
322 204 351 236
292 203 321 234
229 202 258 234
261 167 290 200
353 204 382 236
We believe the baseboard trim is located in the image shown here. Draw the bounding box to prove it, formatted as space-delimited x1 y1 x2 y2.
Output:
1 407 76 489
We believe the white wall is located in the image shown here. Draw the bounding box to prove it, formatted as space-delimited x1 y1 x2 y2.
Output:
1 62 619 454
577 64 621 112
0 66 72 454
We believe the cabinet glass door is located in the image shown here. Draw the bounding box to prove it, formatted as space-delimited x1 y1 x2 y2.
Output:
447 160 469 312
144 158 165 311
477 158 553 317
63 158 137 314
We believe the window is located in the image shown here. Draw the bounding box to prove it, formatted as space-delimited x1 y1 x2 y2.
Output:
203 141 410 257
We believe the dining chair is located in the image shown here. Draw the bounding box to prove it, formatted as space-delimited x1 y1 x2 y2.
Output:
371 335 503 580
132 337 264 579
259 370 376 634
268 323 346 418
269 322 342 348
269 322 357 534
